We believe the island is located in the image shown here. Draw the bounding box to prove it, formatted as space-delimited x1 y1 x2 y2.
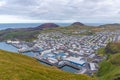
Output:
3 22 120 77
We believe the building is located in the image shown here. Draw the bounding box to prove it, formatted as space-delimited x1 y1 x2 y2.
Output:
89 63 97 71
65 57 86 66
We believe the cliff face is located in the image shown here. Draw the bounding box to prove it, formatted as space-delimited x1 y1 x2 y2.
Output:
71 22 84 26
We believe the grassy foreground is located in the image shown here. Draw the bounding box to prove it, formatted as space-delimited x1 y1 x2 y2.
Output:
0 50 95 80
97 53 120 80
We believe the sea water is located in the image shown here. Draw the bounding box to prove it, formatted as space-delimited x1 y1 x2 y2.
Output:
0 23 70 30
0 42 38 57
0 23 103 30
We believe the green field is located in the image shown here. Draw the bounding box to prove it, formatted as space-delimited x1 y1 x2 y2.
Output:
0 50 95 80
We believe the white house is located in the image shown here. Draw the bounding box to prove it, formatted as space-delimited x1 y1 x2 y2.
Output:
65 57 86 66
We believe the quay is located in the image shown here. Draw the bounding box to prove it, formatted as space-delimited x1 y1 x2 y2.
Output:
36 57 81 70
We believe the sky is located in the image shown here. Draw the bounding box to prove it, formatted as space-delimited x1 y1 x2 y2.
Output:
0 0 120 23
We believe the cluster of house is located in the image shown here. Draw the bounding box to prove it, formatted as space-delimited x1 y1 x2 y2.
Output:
6 31 120 75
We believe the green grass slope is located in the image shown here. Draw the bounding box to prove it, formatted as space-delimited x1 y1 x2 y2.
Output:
97 53 120 80
0 50 95 80
96 42 120 80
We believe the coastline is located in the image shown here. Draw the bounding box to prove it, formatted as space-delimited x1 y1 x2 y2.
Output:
0 41 79 73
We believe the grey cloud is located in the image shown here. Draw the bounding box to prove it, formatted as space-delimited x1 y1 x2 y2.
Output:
0 0 120 23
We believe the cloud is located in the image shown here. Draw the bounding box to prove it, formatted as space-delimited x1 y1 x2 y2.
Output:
0 0 6 7
0 0 120 23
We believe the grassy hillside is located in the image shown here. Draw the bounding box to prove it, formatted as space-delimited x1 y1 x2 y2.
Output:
97 53 120 80
0 50 95 80
0 25 96 42
0 23 119 42
0 28 40 42
96 42 120 80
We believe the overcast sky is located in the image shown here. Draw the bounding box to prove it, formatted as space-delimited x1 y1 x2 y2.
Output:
0 0 120 23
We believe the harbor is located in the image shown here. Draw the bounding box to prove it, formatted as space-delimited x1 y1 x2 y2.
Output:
3 30 120 75
0 42 80 73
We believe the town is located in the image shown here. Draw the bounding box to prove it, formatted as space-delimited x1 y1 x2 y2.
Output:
6 30 120 75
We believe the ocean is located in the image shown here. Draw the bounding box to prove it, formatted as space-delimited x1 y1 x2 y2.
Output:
0 23 103 30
